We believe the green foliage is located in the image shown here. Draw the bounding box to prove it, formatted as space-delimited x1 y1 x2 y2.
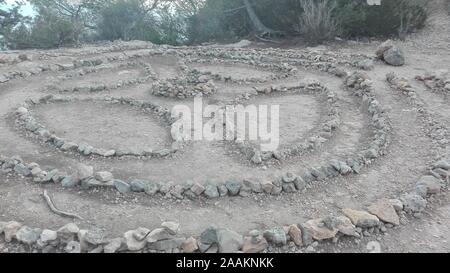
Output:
97 0 156 41
1 0 431 49
334 0 428 38
186 0 250 44
4 9 78 49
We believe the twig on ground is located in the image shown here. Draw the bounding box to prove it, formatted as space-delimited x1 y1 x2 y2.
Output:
42 190 83 220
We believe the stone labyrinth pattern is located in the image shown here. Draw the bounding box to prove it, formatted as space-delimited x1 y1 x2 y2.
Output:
0 41 448 253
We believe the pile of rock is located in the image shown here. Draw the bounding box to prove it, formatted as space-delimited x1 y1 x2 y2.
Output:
151 70 217 99
375 40 405 66
14 95 179 159
415 70 450 94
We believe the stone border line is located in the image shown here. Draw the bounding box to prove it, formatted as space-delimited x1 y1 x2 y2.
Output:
0 41 162 85
13 95 182 159
0 160 447 253
1 68 448 253
184 56 296 84
49 60 157 93
228 80 340 165
3 69 390 201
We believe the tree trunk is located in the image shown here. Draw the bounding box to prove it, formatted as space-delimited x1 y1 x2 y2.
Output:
242 0 274 35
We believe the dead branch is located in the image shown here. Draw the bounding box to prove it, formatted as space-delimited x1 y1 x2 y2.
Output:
42 190 83 220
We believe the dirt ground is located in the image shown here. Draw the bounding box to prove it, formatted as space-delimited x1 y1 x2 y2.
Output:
0 2 448 253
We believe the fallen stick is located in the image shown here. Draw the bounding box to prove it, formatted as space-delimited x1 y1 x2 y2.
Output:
42 190 83 220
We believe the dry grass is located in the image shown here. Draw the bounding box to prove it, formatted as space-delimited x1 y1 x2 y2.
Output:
296 0 338 45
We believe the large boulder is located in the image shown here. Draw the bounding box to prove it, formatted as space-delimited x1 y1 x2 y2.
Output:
375 40 394 59
383 47 405 66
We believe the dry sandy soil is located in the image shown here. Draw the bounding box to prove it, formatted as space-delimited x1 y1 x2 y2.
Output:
0 2 449 253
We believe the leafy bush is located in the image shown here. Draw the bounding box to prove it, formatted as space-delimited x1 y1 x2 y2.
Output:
97 0 161 42
334 0 428 38
4 10 78 49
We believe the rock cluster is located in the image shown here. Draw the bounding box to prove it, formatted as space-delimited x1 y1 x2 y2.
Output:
375 40 405 66
51 61 156 93
151 70 218 98
415 70 450 94
14 95 180 159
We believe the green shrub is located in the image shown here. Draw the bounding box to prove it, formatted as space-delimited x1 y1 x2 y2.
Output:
4 10 78 49
334 0 428 38
97 0 161 42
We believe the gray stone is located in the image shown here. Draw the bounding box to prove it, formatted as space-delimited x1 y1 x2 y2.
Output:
124 227 150 251
130 180 147 192
303 219 338 241
84 229 106 245
310 167 326 180
368 199 400 226
31 167 43 177
61 176 80 188
200 226 218 245
400 193 427 213
170 185 184 199
94 171 113 182
148 238 184 251
261 180 274 193
156 149 171 157
145 182 160 195
75 163 93 181
251 151 262 164
282 172 297 183
114 180 131 193
147 228 173 243
3 221 22 242
159 181 174 194
161 221 180 235
191 183 206 195
434 160 450 170
40 229 57 244
216 229 244 253
61 142 78 151
416 175 442 195
383 46 405 66
294 176 306 191
358 59 374 71
57 223 80 242
104 238 123 253
218 184 228 196
15 226 41 245
282 182 297 193
242 236 268 253
0 221 6 234
65 241 81 253
263 227 287 246
204 184 220 199
376 40 394 58
81 178 114 190
342 208 380 228
42 169 58 183
243 178 263 193
181 237 199 253
14 163 31 176
225 180 242 196
339 162 353 175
